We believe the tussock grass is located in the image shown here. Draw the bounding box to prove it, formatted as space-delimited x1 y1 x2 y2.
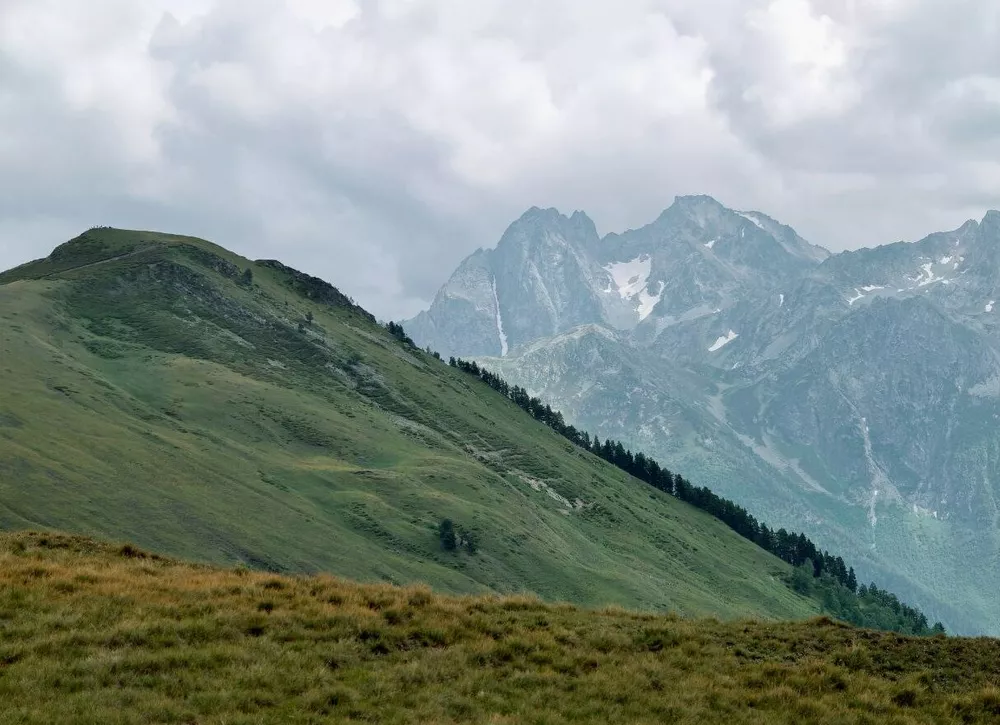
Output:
1 532 998 724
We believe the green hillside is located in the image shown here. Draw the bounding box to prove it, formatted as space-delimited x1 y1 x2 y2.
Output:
1 227 818 620
2 532 998 725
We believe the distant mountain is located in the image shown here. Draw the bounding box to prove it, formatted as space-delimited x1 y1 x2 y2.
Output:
407 196 1000 635
408 196 830 361
406 207 611 358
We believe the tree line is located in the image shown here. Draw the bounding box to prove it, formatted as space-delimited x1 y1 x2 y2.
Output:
445 354 944 636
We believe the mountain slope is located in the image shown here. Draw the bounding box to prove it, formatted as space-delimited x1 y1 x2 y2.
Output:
408 198 1000 635
0 227 821 621
2 531 998 725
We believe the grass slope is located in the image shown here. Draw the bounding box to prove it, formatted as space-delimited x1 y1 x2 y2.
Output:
0 228 815 621
1 532 999 725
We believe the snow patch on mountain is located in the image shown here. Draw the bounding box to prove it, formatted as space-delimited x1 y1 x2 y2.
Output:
636 281 663 321
604 255 662 320
916 261 942 287
737 211 765 229
605 256 652 299
848 285 886 305
708 330 739 351
492 277 508 356
858 415 898 552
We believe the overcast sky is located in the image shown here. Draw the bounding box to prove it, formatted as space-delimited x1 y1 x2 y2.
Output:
2 1 999 319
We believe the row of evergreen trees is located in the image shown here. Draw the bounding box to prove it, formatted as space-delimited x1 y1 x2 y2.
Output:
447 355 944 635
386 321 416 347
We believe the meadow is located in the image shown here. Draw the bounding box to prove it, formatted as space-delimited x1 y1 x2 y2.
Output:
1 531 998 725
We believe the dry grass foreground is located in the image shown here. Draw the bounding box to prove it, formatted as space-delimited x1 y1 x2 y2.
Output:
0 532 998 725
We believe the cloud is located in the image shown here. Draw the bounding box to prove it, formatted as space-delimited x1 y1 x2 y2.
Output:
1 0 999 318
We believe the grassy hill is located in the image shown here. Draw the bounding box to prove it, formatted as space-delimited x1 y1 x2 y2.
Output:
0 228 837 621
1 531 998 724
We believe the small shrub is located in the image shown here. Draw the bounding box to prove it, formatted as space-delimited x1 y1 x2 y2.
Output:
382 608 410 625
438 519 457 551
892 687 919 707
119 544 145 559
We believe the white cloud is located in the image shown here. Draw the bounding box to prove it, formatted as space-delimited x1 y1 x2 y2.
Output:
1 0 1000 319
742 0 857 125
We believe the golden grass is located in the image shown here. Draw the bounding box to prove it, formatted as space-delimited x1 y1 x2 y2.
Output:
1 531 998 724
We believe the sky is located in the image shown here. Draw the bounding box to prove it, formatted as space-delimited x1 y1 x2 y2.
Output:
2 0 1000 320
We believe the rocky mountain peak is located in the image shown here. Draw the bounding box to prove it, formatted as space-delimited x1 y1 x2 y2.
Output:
408 197 829 356
979 209 1000 235
493 207 601 265
666 193 727 214
517 205 562 223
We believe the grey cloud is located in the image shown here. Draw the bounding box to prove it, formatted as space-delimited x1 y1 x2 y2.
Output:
2 0 1000 319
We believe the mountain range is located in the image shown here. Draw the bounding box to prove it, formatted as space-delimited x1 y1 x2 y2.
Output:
406 195 1000 635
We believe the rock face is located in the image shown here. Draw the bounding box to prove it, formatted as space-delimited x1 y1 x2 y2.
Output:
406 208 612 359
406 195 1000 635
